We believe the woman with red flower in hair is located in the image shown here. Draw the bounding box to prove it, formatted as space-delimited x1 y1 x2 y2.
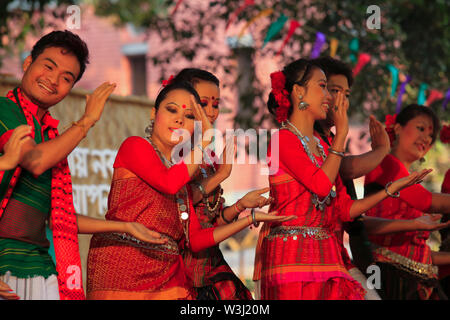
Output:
254 59 429 300
365 104 450 300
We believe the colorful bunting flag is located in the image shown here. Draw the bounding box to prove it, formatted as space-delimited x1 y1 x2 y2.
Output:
352 53 371 76
310 32 326 58
262 14 288 48
349 38 359 63
329 38 339 57
226 0 255 30
276 20 301 56
396 75 412 113
417 83 428 105
386 64 399 97
238 8 273 39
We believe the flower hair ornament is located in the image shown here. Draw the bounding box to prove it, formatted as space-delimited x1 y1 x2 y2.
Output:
162 75 174 87
270 71 291 123
384 113 397 147
440 124 450 144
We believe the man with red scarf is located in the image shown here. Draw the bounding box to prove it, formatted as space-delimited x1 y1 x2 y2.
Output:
0 30 162 300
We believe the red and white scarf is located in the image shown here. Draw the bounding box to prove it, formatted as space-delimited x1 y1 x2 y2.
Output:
1 88 85 300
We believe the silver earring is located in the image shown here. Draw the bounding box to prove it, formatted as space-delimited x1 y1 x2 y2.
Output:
298 100 309 110
145 119 154 138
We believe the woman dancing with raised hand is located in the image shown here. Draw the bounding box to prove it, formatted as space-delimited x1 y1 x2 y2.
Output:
172 68 273 300
255 59 429 300
364 104 450 300
86 80 294 300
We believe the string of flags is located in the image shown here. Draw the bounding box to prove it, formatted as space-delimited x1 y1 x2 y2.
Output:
170 1 449 113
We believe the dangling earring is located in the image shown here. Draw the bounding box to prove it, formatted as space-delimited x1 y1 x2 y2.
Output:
145 119 154 138
298 95 309 110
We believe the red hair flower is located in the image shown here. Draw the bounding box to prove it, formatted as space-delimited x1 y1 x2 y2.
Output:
384 114 397 147
270 71 291 123
440 124 450 144
162 75 174 87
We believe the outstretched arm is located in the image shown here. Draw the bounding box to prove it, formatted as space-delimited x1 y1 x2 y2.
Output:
363 214 450 235
215 187 273 226
189 209 296 252
349 169 432 219
76 214 167 244
431 251 450 266
429 193 450 214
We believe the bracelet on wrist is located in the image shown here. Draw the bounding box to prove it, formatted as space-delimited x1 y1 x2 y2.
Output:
385 181 400 198
72 119 89 138
251 208 260 228
221 208 238 224
234 200 245 213
328 148 345 157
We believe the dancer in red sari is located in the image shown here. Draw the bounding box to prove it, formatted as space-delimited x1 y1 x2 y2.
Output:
365 104 450 300
172 68 264 300
87 81 294 300
254 59 430 300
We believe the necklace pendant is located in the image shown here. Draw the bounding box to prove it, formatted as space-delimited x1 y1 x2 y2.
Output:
181 212 189 220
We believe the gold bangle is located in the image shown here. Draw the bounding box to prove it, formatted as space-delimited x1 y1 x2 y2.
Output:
72 119 89 138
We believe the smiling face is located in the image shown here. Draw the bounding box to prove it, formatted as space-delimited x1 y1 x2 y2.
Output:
394 114 434 162
295 68 333 121
194 80 220 124
151 88 197 151
20 46 80 109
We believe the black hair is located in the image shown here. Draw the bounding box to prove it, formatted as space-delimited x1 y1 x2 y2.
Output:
310 56 354 87
30 30 89 83
154 81 201 111
267 58 321 119
172 68 220 87
396 104 440 144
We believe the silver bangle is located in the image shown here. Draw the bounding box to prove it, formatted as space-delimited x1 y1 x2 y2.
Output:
328 148 345 157
195 182 207 199
385 181 400 198
251 208 260 228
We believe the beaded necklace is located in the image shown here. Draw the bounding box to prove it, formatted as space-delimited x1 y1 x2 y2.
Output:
147 136 190 244
282 120 336 211
198 148 224 217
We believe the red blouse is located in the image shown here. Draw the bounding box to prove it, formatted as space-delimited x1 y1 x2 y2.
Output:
114 136 216 252
258 129 357 286
365 154 433 265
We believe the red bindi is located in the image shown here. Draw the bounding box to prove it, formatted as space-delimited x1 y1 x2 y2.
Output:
182 104 186 109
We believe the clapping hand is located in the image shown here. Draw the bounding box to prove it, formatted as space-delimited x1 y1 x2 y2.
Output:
369 115 390 153
83 82 116 125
